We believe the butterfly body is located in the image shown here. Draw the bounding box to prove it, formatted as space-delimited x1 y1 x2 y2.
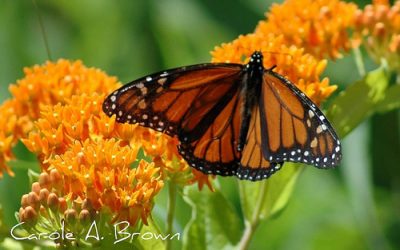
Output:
237 52 267 152
103 51 342 181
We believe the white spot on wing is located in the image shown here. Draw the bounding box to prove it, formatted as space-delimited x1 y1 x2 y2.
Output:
158 78 167 85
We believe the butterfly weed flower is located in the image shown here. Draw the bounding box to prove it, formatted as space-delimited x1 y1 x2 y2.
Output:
256 0 358 60
19 138 164 246
0 59 214 248
0 100 17 177
0 59 120 177
354 0 400 72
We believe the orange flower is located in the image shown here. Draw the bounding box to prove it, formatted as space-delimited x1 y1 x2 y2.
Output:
8 59 120 124
0 100 18 177
188 169 215 191
18 156 163 245
0 59 121 176
20 137 163 226
354 0 400 72
212 33 336 105
257 0 358 59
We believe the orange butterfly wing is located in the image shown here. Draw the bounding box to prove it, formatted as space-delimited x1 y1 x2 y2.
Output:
259 71 342 168
103 64 242 136
178 86 243 175
238 104 281 180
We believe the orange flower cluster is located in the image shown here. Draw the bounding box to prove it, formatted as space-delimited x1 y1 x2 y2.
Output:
257 0 357 60
0 59 215 240
48 139 162 226
212 34 335 105
0 60 120 176
354 0 400 72
19 93 165 233
212 0 358 105
19 169 159 247
0 100 17 177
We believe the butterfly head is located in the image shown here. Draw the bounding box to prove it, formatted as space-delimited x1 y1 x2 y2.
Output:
246 51 264 74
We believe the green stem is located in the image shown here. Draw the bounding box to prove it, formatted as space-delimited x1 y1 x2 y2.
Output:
165 182 177 250
353 47 366 77
32 0 52 60
238 181 268 250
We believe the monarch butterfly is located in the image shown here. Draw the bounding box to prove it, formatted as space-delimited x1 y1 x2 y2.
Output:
103 51 341 181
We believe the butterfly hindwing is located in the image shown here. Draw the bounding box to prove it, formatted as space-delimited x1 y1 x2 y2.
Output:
238 104 281 180
178 86 243 176
259 71 342 168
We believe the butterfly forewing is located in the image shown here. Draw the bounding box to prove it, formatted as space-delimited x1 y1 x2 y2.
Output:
103 64 242 136
259 71 342 168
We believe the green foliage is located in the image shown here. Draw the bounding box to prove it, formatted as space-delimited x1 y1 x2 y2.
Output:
239 163 303 222
328 66 390 137
182 185 242 250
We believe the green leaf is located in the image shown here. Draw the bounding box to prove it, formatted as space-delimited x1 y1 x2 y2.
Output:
239 163 303 222
135 220 166 250
327 66 389 137
375 84 400 113
182 185 242 250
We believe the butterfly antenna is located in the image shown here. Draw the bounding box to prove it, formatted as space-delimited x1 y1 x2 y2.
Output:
32 0 52 61
260 50 294 60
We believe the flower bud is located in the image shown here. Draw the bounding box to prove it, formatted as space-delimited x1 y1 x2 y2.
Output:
23 206 38 226
47 192 59 211
64 208 78 225
79 209 91 226
31 182 41 194
27 191 40 210
39 172 51 190
21 194 29 208
59 197 67 212
39 188 50 205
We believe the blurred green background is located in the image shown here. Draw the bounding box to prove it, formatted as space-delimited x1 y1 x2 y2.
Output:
0 0 399 249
